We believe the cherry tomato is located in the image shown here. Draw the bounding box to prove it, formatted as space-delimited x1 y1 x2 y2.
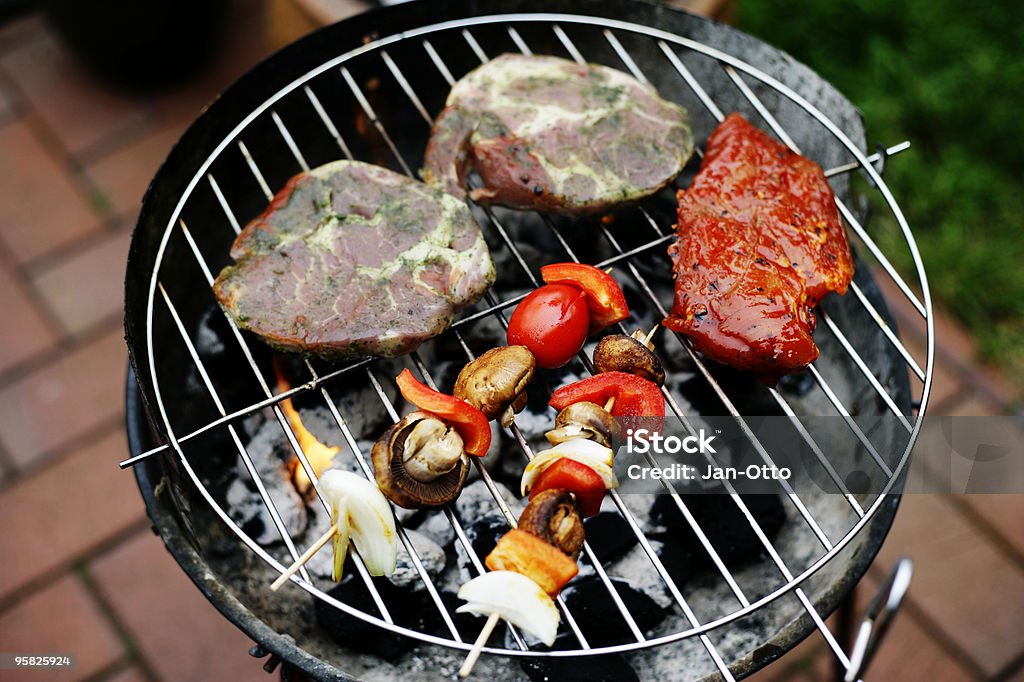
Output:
507 284 589 369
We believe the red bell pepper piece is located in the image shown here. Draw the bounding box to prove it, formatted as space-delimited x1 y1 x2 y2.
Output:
530 458 606 518
395 369 491 457
548 371 665 419
540 263 629 333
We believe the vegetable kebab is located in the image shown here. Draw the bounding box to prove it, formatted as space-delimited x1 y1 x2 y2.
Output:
270 349 531 588
268 260 668 656
457 279 668 677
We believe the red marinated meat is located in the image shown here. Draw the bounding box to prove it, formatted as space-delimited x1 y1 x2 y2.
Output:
213 161 494 361
663 114 854 383
422 54 694 215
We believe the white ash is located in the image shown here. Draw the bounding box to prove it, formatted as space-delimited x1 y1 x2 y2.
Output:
391 530 447 592
302 510 336 581
415 510 456 548
454 479 522 522
607 541 674 609
226 417 308 545
212 376 885 682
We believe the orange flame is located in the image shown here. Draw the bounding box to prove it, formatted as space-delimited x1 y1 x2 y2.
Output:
273 358 339 494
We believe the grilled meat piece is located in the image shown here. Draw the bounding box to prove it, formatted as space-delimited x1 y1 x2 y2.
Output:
663 114 854 383
422 53 694 215
213 160 495 361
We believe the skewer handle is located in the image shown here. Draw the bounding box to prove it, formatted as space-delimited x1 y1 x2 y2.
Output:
270 524 338 591
459 612 500 678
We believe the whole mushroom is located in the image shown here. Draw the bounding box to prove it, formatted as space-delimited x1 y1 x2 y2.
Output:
519 489 586 560
592 332 666 385
454 345 536 427
545 401 617 447
372 411 470 509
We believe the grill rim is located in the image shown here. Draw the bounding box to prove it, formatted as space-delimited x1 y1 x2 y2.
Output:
121 0 934 678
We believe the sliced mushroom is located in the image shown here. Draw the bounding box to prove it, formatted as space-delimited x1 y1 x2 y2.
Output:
372 411 470 509
519 489 585 560
593 333 666 385
545 401 617 447
454 346 536 426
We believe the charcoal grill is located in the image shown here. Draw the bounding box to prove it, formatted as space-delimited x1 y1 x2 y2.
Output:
121 1 934 679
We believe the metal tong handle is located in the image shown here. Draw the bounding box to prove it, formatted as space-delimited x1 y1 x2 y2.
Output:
844 558 914 682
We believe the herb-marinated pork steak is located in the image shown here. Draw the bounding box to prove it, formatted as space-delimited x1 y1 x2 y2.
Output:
213 160 495 361
662 114 854 384
422 53 694 215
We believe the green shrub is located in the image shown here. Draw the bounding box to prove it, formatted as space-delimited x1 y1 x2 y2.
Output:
739 0 1024 394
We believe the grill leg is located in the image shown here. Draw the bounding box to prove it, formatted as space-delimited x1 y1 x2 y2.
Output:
834 583 858 681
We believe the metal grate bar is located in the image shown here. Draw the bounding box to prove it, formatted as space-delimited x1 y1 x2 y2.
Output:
237 140 273 200
445 31 743 676
653 41 907 474
310 68 604 650
592 29 838 551
340 67 414 177
596 216 857 667
602 30 648 83
806 364 894 477
657 43 925 376
303 85 354 160
257 111 467 638
380 50 433 123
720 65 926 319
819 311 914 431
656 40 724 120
506 26 533 55
767 388 867 518
461 29 489 63
207 174 242 234
119 357 374 469
272 111 310 171
824 142 911 178
157 280 312 583
850 280 925 381
552 24 586 63
182 191 394 623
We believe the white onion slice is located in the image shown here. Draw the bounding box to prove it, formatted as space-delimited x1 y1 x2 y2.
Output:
456 571 560 645
317 469 397 579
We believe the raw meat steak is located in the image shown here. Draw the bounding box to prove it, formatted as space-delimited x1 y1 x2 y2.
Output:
213 160 495 360
422 53 694 215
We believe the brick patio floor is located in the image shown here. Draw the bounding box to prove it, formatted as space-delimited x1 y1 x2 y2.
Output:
0 3 1021 681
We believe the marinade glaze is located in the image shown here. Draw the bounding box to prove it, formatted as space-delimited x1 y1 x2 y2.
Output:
663 114 854 384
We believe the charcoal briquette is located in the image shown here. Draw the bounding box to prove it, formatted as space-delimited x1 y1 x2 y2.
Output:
561 577 665 647
584 512 638 564
650 493 785 571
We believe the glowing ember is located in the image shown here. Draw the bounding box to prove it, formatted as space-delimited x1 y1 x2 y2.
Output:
274 359 339 494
